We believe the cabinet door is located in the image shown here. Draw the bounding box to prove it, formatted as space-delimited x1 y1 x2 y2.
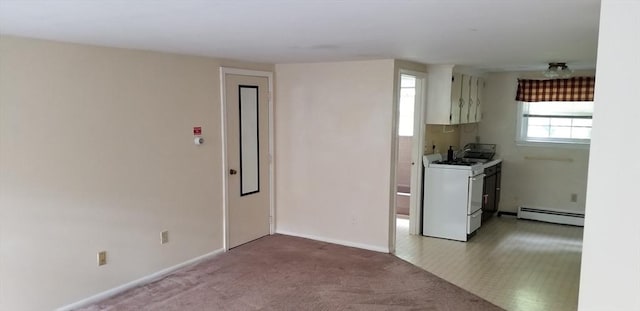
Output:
482 172 497 221
475 77 484 122
495 164 501 210
450 73 462 124
469 76 478 122
460 75 471 123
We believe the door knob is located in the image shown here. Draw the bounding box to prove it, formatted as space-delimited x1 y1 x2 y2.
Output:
229 169 237 175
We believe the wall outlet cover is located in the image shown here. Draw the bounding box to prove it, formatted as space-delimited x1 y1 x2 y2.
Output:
571 193 578 202
97 251 107 266
161 231 169 244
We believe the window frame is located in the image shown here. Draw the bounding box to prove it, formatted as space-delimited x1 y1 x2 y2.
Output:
515 101 592 148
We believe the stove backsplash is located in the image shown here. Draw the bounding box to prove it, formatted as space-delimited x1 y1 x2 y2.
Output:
424 124 460 156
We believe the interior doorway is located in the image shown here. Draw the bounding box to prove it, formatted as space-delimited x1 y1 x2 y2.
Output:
395 75 417 218
391 70 426 246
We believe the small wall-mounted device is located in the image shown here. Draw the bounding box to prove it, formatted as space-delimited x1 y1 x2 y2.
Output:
194 137 204 145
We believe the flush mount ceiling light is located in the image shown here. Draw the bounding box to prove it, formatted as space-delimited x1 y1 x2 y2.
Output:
543 62 573 78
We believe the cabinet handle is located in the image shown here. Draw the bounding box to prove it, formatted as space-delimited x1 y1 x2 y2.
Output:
496 188 501 191
483 194 488 204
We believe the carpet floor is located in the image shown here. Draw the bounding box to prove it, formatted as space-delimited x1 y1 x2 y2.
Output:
78 234 503 311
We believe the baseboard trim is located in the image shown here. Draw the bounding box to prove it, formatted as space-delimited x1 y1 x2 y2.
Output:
56 248 225 311
275 230 389 253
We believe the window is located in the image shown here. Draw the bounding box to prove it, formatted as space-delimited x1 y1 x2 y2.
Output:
398 75 416 136
516 101 593 146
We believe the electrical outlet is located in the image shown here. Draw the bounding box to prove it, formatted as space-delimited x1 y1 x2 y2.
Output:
161 231 169 244
571 193 578 202
97 251 107 266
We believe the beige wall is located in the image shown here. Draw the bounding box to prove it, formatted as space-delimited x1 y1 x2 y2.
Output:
0 36 272 310
459 71 591 213
274 60 395 252
579 0 640 309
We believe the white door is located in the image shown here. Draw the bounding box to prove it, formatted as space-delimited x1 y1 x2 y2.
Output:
224 73 271 248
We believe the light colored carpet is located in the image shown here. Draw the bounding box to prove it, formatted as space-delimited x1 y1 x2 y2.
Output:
78 234 503 311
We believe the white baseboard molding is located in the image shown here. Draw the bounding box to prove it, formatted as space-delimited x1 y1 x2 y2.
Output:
517 206 585 226
276 229 389 253
57 248 224 311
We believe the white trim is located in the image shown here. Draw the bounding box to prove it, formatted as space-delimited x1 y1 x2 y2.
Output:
404 70 427 236
275 230 390 253
515 140 590 149
220 67 275 251
56 249 224 311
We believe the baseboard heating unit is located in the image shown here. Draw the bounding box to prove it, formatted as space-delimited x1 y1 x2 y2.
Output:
517 207 584 226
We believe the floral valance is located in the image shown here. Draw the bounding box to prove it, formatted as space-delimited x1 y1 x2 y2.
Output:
516 77 595 102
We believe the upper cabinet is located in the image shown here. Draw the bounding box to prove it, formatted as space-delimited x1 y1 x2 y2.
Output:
426 64 485 125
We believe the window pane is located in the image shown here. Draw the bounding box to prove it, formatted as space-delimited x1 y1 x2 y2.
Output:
398 75 416 136
400 88 415 98
550 126 571 138
573 119 593 127
527 101 594 116
401 75 416 88
550 118 572 126
398 100 414 136
528 117 550 126
572 128 592 139
528 125 549 138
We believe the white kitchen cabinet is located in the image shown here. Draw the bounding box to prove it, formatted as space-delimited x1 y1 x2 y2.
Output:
474 77 484 122
450 72 462 124
460 75 471 123
468 76 478 123
425 64 485 125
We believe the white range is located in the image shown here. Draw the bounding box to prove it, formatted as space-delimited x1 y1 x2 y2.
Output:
422 154 485 241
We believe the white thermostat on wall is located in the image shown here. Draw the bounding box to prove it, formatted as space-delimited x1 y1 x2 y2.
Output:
194 137 204 145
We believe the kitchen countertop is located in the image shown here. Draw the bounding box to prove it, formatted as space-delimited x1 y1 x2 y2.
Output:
482 159 502 169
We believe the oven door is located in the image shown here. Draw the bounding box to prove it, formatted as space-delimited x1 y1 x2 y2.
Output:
468 173 485 215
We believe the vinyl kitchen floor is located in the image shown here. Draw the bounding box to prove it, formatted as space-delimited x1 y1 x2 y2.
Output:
395 216 583 311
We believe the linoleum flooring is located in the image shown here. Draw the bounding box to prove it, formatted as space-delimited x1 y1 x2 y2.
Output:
395 216 583 311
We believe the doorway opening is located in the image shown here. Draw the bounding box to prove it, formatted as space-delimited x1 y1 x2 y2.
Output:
390 70 426 250
395 74 417 219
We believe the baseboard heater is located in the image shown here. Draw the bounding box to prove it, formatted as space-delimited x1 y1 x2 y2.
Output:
517 206 584 227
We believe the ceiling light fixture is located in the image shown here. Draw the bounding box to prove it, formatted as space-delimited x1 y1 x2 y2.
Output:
543 62 573 78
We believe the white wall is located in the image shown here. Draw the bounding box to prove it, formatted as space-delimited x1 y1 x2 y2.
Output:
579 0 640 310
460 71 592 213
0 36 272 310
274 60 395 252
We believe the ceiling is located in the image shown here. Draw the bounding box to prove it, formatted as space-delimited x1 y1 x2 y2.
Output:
0 0 601 72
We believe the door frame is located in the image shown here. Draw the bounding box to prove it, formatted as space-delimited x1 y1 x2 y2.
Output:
220 67 274 251
389 69 427 252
